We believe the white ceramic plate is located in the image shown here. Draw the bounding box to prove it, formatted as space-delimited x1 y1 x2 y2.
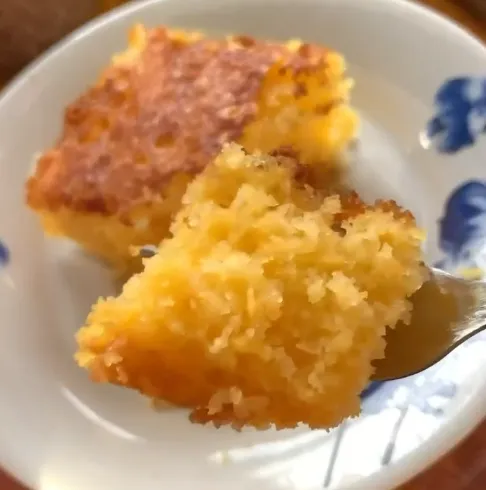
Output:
1 0 486 489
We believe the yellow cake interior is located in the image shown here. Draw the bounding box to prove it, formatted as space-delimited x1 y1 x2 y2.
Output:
76 144 426 430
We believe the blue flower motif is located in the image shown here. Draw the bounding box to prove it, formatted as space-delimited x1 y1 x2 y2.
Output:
437 180 486 268
360 381 384 400
426 77 486 153
0 241 9 267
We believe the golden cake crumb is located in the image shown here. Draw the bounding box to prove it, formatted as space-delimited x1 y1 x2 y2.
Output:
76 144 426 430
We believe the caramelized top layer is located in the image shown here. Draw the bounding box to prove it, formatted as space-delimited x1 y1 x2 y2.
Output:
26 26 331 217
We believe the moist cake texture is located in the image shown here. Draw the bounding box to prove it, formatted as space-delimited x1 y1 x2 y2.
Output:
25 25 358 270
76 144 426 430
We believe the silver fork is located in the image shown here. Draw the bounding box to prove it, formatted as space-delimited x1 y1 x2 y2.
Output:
139 245 486 382
371 267 486 381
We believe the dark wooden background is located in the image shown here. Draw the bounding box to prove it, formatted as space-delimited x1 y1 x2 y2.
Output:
0 1 485 488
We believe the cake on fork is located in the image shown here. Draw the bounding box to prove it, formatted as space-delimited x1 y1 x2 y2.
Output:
76 144 426 430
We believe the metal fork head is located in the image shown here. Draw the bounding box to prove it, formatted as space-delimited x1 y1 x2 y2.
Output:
371 267 486 381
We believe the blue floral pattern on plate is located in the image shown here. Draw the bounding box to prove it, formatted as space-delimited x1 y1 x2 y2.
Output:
436 180 486 272
324 76 486 487
426 77 486 153
0 241 9 267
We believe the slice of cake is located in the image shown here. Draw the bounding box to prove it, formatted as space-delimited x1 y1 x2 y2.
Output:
76 144 426 430
25 24 358 270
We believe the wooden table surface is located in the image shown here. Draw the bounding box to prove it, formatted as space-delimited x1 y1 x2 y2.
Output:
1 1 485 489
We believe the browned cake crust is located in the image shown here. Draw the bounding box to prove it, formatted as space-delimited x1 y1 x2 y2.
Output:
26 27 330 218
